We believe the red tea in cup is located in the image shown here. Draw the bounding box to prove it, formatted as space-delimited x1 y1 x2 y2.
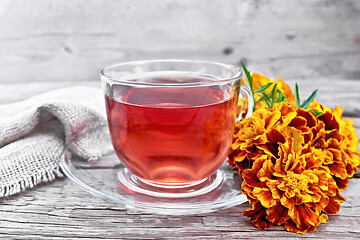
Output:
105 75 237 185
101 60 252 196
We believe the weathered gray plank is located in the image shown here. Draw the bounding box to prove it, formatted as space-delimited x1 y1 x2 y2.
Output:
0 0 360 83
0 177 359 239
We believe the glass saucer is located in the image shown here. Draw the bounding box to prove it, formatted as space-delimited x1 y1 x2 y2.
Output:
60 150 248 215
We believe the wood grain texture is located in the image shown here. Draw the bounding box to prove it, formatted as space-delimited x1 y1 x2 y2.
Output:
0 0 360 83
0 177 359 239
0 80 359 239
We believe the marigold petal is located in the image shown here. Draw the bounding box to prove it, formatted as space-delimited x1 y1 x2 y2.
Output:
304 151 323 169
265 111 282 129
234 159 251 174
328 139 341 149
251 73 272 91
345 152 360 178
334 176 349 191
285 187 296 199
318 112 340 131
284 220 313 234
291 205 320 229
280 195 295 214
305 195 329 215
313 169 330 192
266 180 282 200
244 200 273 229
276 77 295 102
297 191 316 203
267 128 286 144
320 213 329 224
253 187 277 208
332 106 343 119
263 128 286 158
242 183 256 201
252 155 268 172
266 202 289 225
337 190 346 201
274 101 296 117
257 160 275 182
305 170 319 184
272 103 298 126
326 178 338 197
329 161 348 179
277 181 287 192
229 149 246 162
285 153 305 173
242 169 267 188
281 127 304 154
297 108 317 128
289 116 308 131
324 196 342 214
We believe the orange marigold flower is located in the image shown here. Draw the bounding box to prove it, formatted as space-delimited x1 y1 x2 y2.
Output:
230 100 360 188
252 73 295 102
241 138 345 234
230 99 359 234
239 73 295 117
229 102 298 174
308 100 360 190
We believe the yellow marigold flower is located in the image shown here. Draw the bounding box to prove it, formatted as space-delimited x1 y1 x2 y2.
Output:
239 73 295 117
241 138 345 234
251 73 295 103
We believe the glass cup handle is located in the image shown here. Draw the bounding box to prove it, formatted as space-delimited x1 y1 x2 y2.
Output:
237 85 254 121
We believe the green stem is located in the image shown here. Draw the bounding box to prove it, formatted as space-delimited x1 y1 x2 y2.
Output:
241 61 256 112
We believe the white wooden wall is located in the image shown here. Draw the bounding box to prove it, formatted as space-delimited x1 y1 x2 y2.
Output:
0 0 359 83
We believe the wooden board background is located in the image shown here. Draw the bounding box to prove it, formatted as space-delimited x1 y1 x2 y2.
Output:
1 1 360 238
0 0 360 83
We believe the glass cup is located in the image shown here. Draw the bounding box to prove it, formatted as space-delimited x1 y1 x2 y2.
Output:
101 60 253 198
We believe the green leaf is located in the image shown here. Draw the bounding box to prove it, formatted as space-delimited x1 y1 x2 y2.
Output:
260 91 272 100
241 61 253 91
295 83 301 108
275 94 286 103
254 83 273 93
275 98 283 103
241 61 256 112
257 92 271 108
264 99 271 108
301 89 318 109
269 84 278 108
308 109 322 116
276 89 285 98
256 95 270 103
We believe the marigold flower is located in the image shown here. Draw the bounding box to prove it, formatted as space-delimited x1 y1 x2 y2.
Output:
241 138 345 234
230 97 359 233
229 102 298 174
308 101 360 190
239 73 295 117
251 73 295 103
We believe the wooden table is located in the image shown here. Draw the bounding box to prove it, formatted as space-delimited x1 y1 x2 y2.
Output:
0 80 359 239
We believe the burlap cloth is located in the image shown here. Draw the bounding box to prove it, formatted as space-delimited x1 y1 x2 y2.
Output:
0 87 111 197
